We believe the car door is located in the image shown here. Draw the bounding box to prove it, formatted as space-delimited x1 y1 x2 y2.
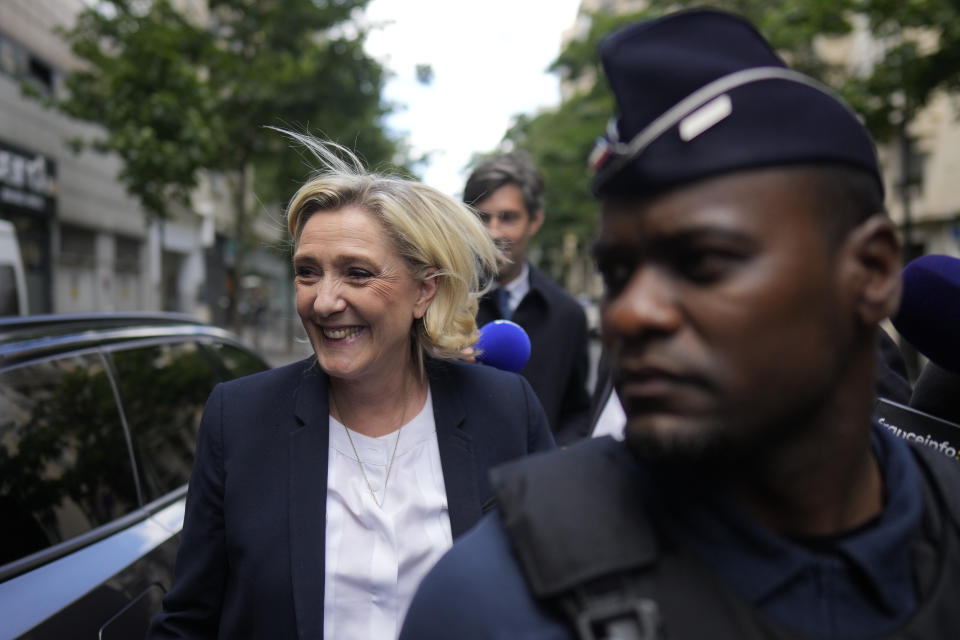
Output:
0 349 144 639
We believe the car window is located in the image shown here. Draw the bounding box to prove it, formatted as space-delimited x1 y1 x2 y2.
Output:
203 340 269 381
0 353 138 567
109 340 222 503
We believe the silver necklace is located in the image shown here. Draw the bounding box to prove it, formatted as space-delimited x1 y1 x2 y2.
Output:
330 379 409 509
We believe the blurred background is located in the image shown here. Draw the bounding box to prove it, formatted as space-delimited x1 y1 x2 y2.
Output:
2 0 959 376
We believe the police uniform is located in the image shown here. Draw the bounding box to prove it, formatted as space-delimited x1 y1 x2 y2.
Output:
400 428 960 639
400 10 960 640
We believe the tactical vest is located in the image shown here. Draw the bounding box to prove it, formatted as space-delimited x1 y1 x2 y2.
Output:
491 437 960 640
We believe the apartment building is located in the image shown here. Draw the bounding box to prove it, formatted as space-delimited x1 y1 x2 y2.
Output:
0 0 208 315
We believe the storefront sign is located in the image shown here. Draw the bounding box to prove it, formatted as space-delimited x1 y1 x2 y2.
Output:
0 140 56 216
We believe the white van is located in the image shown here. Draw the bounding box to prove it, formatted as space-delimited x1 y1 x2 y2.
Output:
0 219 28 316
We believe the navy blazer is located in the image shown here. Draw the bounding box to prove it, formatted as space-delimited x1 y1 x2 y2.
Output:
148 357 554 640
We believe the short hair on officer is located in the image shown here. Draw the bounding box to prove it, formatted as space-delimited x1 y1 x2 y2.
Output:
400 10 960 640
810 164 885 247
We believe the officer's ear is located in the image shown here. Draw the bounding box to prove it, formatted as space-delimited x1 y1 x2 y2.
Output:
842 215 902 325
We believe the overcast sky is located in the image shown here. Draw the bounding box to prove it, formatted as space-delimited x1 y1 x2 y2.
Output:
362 0 583 197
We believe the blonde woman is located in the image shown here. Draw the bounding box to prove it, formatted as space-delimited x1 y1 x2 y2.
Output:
148 134 554 640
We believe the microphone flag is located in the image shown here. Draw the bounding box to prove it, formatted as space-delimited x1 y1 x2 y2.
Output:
874 397 960 463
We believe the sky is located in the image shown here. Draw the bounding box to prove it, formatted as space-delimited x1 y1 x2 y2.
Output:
362 0 584 197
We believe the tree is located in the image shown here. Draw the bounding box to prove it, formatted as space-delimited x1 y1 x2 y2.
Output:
51 0 402 324
496 10 644 273
624 0 960 142
56 0 218 220
461 12 634 267
499 1 960 276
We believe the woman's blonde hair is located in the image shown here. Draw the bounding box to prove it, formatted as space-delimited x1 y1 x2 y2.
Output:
278 129 499 376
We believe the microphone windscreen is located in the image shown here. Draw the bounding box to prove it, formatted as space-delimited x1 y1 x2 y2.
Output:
892 254 960 375
476 320 531 373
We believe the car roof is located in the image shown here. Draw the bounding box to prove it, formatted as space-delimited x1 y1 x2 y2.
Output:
0 313 242 367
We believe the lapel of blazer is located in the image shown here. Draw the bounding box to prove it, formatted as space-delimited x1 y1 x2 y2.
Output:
428 360 481 539
289 363 329 640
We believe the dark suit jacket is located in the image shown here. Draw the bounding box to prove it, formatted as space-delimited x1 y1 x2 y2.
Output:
478 264 591 444
148 357 554 640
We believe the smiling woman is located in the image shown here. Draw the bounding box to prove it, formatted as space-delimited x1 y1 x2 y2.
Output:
147 132 555 640
284 132 498 380
294 206 439 392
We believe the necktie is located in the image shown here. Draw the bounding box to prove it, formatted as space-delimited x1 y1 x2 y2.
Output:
493 287 511 320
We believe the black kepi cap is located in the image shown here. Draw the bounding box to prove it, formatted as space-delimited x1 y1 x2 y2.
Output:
589 9 883 198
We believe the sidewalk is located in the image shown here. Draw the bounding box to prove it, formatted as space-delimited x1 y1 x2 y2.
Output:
259 341 313 368
236 314 313 369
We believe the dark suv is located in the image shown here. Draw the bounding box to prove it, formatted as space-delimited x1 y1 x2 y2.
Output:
0 313 269 639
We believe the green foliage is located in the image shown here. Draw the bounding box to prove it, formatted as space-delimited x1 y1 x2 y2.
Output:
634 0 960 140
200 0 401 204
50 0 405 321
503 93 612 253
848 0 960 138
57 0 218 219
498 1 960 265
500 10 645 257
54 0 402 220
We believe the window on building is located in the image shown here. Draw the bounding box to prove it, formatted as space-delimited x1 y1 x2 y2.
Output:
115 235 141 274
0 34 20 76
26 56 53 94
60 224 96 269
0 32 59 97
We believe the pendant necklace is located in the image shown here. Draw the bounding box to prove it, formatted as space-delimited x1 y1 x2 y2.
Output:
331 376 409 509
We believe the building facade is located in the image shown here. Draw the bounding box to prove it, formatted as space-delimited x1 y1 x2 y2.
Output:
0 0 208 316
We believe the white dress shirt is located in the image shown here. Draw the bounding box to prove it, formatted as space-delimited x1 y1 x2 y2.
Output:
496 261 530 318
592 388 626 440
323 387 452 640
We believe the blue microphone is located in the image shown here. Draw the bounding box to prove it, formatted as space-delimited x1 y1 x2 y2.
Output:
889 254 960 431
475 320 531 373
892 254 960 375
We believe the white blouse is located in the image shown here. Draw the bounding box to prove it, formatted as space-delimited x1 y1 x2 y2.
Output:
323 387 453 640
592 389 626 441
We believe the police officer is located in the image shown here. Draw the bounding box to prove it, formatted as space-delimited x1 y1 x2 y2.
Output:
401 9 960 639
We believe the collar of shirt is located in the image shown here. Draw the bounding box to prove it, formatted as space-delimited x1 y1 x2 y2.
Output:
831 425 924 612
649 423 924 618
328 387 439 463
497 262 530 318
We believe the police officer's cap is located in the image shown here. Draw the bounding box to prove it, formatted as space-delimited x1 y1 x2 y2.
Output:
589 9 883 198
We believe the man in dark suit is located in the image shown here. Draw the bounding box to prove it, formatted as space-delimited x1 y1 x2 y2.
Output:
464 152 591 444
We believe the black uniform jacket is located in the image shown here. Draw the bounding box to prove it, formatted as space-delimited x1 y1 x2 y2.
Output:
147 357 555 639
